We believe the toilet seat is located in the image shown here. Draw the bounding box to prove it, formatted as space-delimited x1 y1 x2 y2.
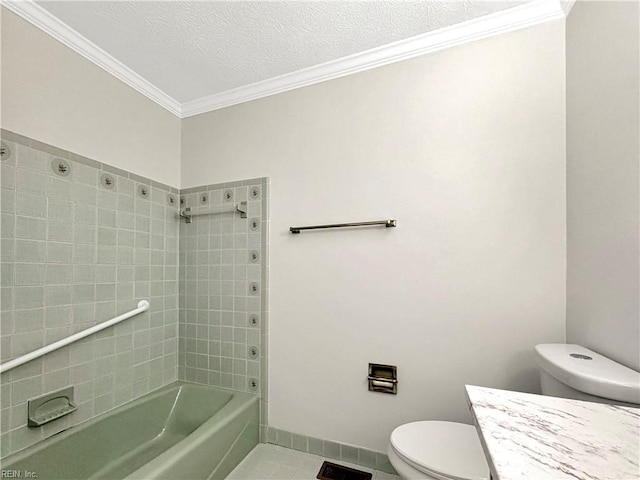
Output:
389 421 489 480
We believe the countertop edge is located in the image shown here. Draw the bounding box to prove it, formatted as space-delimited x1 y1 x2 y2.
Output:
465 385 500 480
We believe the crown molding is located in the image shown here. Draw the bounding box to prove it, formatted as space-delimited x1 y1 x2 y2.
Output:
3 0 566 119
180 0 565 118
2 0 182 117
561 0 578 16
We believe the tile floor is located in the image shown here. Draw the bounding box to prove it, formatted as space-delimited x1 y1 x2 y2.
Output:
227 444 400 480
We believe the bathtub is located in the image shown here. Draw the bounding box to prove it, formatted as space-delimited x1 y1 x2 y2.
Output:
1 381 259 479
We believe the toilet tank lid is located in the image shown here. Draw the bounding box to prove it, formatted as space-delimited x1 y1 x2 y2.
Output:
390 421 489 480
534 344 640 404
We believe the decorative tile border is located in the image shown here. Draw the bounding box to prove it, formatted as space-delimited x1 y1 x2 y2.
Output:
179 177 268 195
177 177 270 438
264 427 396 475
0 129 179 194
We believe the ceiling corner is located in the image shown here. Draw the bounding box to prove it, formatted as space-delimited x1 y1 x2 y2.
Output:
2 0 183 117
561 0 578 16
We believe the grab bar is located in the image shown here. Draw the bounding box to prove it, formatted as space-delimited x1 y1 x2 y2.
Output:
180 202 247 223
0 300 150 374
290 219 397 234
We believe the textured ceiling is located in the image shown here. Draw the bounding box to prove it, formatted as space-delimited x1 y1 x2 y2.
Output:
36 1 527 104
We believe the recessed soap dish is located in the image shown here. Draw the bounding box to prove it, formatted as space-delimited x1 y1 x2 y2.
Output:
28 386 77 427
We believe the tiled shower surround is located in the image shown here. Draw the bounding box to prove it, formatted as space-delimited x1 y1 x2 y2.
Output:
0 130 269 460
0 130 180 458
178 179 269 436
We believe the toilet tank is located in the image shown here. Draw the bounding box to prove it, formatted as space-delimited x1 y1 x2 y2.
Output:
534 344 640 406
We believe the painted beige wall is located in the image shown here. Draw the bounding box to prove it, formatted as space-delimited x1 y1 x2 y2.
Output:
566 1 640 370
182 21 567 451
0 8 181 188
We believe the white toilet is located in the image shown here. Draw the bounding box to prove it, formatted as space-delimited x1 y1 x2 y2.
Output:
387 420 489 480
387 343 640 480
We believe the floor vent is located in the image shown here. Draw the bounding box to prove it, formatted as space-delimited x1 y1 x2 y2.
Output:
317 461 373 480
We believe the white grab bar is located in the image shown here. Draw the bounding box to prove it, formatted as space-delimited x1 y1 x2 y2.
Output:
0 300 150 374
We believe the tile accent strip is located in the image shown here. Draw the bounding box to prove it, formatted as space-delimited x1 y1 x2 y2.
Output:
264 427 397 475
0 129 179 194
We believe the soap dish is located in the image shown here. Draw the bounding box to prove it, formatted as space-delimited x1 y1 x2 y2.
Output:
28 386 77 427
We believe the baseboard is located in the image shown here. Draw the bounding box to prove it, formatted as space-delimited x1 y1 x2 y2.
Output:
261 426 396 475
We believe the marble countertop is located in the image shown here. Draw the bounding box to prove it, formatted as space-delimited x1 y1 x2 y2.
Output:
465 385 640 480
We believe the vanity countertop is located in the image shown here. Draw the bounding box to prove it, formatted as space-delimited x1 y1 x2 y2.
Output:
465 385 640 480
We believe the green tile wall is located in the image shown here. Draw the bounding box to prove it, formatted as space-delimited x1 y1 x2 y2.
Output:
178 179 269 434
0 130 180 458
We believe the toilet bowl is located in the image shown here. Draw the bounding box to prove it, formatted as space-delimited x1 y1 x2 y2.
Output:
388 343 640 480
388 421 489 480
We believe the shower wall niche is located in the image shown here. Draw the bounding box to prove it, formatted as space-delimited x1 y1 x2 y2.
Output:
177 178 269 434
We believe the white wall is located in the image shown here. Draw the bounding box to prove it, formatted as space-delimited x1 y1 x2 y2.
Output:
0 8 181 188
182 21 567 451
566 1 640 370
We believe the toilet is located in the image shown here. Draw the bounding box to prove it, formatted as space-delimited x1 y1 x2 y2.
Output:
387 343 640 480
387 421 488 480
